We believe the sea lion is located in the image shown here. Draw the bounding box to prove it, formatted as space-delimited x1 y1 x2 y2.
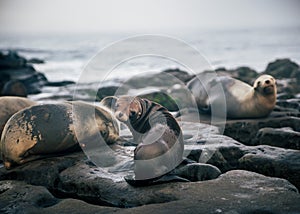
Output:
0 96 36 137
1 80 27 97
187 74 277 118
1 101 119 169
101 96 184 180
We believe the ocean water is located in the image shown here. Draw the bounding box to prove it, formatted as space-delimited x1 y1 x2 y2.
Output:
0 27 299 84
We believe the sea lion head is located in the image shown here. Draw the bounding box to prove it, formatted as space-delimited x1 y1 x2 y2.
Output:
253 75 277 96
113 96 143 123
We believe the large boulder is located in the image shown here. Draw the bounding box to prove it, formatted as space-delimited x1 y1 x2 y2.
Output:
185 133 300 190
264 58 299 78
250 127 300 150
222 116 300 146
0 180 118 213
0 50 75 96
215 66 258 84
0 50 48 94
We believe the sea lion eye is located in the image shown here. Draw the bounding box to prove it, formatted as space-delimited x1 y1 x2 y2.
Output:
100 130 108 138
257 81 261 86
129 111 136 117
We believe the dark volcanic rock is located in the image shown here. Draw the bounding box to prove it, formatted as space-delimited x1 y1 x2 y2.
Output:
222 116 300 146
0 51 26 68
45 81 75 87
97 86 123 101
0 64 47 94
0 180 59 213
0 153 83 188
162 68 195 83
0 119 300 212
214 66 258 84
185 133 300 190
239 145 300 190
27 58 45 64
57 168 300 212
276 98 300 112
264 58 299 78
185 134 247 172
96 70 194 110
251 127 300 150
139 92 179 111
264 59 300 94
0 180 119 214
1 170 299 213
125 69 191 89
0 50 74 96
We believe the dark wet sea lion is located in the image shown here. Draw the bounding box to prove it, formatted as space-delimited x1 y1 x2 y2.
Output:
101 96 184 180
187 74 277 118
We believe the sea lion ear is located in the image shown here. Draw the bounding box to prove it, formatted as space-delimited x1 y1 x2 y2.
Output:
100 96 118 110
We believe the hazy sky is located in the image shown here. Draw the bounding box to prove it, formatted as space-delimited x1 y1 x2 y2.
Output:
0 0 299 34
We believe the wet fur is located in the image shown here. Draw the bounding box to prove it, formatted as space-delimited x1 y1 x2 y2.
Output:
103 96 184 179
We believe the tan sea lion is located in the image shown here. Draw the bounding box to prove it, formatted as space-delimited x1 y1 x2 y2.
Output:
187 74 277 119
1 101 119 169
101 96 184 180
0 96 36 137
1 80 27 97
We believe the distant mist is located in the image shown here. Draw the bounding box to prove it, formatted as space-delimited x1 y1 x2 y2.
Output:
0 0 299 35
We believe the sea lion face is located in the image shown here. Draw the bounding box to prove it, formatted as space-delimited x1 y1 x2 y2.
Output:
253 75 277 96
114 96 142 123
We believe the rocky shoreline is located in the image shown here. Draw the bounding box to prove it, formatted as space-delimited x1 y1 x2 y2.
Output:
0 53 300 213
0 50 75 97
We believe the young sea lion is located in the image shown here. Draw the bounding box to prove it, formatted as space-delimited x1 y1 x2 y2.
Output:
187 74 277 119
101 96 184 180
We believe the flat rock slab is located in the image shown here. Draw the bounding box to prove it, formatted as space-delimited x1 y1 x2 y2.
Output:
185 133 300 189
0 180 119 214
178 110 300 147
0 170 299 213
223 116 300 145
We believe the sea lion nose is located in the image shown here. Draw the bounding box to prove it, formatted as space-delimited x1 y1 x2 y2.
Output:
265 80 270 84
118 112 123 118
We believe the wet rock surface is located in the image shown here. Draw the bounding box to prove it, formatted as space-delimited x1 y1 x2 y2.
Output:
1 121 300 213
1 169 299 213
